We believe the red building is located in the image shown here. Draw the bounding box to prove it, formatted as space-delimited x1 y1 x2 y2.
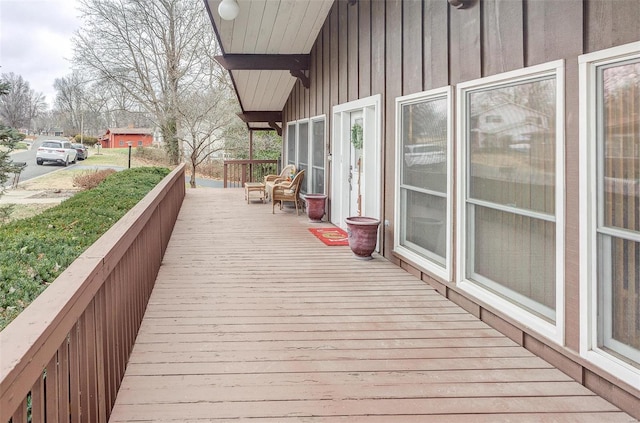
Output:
98 127 154 148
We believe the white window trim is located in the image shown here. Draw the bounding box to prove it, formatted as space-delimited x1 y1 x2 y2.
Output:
394 86 453 282
579 41 640 388
456 60 566 345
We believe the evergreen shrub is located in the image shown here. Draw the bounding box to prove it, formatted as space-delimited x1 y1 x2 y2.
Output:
0 166 170 329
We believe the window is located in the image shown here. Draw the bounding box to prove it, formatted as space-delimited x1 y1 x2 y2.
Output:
286 123 296 166
457 61 564 342
298 122 309 195
580 42 640 385
119 141 124 146
395 87 453 280
138 141 143 146
286 116 326 195
311 117 326 194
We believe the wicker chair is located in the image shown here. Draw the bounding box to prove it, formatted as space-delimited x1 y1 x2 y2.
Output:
271 170 305 215
264 164 296 200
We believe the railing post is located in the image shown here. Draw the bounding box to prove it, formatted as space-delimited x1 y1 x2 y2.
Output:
241 163 247 186
223 162 228 188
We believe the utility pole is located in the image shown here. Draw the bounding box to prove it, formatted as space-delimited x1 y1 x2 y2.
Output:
80 111 84 145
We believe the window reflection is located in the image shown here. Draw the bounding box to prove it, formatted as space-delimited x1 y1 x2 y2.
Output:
398 94 450 269
468 78 556 215
402 99 448 193
601 61 640 233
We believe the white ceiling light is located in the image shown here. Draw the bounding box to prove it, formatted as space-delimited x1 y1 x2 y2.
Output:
218 0 239 21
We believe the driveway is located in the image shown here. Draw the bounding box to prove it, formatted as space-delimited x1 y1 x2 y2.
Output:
5 135 77 188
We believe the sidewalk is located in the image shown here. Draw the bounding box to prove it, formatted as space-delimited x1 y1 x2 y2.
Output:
0 189 73 205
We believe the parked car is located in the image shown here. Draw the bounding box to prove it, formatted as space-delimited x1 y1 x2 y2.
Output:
36 140 78 166
71 143 89 160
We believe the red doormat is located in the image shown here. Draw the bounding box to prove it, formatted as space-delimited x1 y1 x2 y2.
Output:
309 227 349 246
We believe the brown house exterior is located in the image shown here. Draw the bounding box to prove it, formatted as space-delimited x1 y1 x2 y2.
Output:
207 0 640 418
98 127 154 148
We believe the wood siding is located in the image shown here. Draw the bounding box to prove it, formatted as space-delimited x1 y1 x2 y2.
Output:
281 0 640 418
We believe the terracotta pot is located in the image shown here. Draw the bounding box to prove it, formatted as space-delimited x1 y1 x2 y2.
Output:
305 194 327 222
345 216 380 260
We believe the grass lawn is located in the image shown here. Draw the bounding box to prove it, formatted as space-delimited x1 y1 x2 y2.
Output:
84 147 144 167
5 203 59 220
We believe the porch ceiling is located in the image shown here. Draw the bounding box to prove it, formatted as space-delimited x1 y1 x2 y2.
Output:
204 0 334 130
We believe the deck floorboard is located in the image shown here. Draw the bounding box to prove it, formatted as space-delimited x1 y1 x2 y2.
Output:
109 189 635 422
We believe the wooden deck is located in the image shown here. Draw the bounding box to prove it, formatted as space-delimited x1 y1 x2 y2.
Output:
109 189 636 422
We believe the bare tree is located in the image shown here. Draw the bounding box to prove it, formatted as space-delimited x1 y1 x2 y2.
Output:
177 88 238 188
72 0 224 164
53 70 153 138
31 110 56 136
89 80 155 131
0 73 46 131
54 71 87 133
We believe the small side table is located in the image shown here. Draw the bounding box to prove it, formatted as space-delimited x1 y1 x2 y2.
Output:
244 182 265 204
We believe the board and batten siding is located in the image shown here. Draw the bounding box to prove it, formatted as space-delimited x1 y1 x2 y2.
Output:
282 0 640 418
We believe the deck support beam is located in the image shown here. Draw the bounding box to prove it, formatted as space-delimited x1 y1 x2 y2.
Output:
267 122 282 136
215 54 310 88
215 54 309 71
238 111 283 136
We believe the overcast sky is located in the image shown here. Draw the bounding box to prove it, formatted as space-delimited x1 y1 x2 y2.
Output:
0 0 81 108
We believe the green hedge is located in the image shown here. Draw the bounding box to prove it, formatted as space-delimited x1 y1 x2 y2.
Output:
0 166 170 330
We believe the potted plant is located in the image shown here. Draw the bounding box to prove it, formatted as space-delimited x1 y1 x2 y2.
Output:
345 216 380 260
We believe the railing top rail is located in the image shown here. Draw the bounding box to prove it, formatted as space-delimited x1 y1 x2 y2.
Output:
223 159 278 164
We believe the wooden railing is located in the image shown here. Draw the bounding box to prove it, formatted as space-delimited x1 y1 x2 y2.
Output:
0 164 186 423
223 159 278 187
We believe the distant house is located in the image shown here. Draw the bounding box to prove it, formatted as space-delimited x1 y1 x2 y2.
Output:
471 102 550 149
98 127 154 148
44 128 64 137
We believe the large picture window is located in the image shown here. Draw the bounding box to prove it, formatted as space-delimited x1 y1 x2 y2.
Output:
580 42 640 385
395 87 452 280
457 61 564 341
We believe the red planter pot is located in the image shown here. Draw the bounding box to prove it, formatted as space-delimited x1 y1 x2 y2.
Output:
305 194 327 222
345 216 380 260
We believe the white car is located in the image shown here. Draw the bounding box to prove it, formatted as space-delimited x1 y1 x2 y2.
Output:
36 140 78 166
